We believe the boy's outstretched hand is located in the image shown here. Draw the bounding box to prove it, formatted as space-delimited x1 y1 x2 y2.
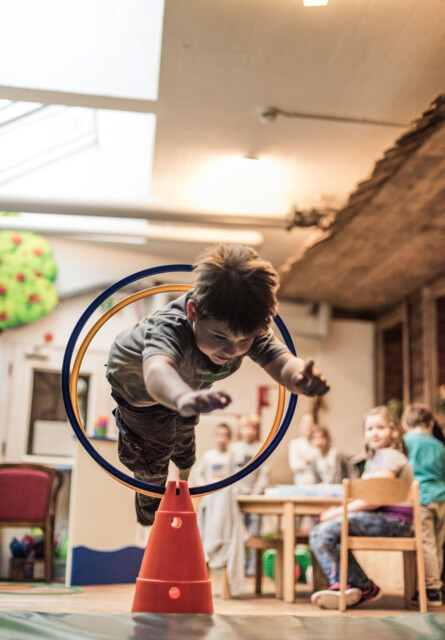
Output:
292 359 330 397
177 390 232 417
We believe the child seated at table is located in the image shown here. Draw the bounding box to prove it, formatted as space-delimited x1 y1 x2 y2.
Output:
310 405 413 609
309 425 357 484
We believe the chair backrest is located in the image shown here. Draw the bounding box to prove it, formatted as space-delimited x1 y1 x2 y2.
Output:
339 477 426 612
0 463 63 524
343 477 414 506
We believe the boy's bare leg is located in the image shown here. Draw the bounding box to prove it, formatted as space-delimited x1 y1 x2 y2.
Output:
178 467 191 481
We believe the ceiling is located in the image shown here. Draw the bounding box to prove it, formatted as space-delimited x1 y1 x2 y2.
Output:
0 0 444 294
279 96 445 315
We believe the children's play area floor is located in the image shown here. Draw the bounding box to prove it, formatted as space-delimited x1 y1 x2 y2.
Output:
1 577 444 639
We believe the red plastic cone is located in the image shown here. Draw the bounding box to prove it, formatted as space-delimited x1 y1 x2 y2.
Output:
131 480 213 614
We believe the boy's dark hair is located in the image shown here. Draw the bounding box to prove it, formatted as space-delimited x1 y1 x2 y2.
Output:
191 244 278 334
402 403 434 429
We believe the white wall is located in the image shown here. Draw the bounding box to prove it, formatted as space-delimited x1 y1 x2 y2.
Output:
49 238 194 299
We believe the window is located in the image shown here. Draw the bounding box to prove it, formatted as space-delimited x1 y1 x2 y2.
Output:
26 370 89 456
375 305 409 408
0 0 164 100
382 323 404 405
0 102 97 185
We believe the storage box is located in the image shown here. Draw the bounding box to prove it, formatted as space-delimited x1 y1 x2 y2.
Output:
8 558 45 581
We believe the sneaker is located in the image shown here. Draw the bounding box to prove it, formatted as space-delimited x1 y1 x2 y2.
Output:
411 589 443 607
357 581 382 605
311 582 362 609
427 589 443 606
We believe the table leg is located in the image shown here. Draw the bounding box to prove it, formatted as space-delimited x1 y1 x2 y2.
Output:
283 501 295 603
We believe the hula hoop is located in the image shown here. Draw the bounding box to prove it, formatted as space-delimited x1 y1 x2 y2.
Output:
61 264 298 498
69 283 286 490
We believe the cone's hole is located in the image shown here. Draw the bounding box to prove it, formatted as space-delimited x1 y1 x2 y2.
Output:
169 586 181 599
171 516 182 528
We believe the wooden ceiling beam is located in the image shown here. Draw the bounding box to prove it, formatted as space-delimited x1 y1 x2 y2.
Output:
278 96 445 314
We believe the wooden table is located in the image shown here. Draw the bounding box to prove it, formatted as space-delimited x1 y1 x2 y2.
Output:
237 494 342 603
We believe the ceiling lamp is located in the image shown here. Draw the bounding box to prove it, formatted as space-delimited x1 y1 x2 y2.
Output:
303 0 328 6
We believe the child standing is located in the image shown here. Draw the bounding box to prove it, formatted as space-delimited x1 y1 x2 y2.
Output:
194 423 233 485
106 244 329 525
231 414 269 576
195 422 247 596
309 425 355 484
402 403 445 606
309 406 414 609
288 412 319 485
231 414 269 497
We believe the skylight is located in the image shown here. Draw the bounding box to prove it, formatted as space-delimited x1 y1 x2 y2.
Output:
0 100 44 126
0 0 165 100
0 104 97 184
0 107 156 201
0 1 161 207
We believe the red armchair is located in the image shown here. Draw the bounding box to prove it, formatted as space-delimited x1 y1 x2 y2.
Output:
0 463 63 582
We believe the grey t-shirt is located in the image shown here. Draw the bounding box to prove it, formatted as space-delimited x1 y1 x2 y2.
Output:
362 447 414 523
106 291 289 407
362 447 413 483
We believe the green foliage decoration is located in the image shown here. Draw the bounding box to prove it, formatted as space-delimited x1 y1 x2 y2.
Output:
0 225 58 330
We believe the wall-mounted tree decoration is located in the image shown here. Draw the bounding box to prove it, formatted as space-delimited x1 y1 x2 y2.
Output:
0 225 58 330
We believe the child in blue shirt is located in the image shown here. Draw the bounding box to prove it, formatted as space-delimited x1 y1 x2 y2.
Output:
403 403 445 606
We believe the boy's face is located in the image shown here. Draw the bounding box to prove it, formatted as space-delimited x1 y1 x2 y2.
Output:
215 427 231 451
187 301 256 365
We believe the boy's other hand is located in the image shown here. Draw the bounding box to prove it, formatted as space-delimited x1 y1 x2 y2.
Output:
292 359 330 397
177 390 232 417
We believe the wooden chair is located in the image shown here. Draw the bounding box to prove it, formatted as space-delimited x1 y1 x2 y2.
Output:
0 463 63 583
245 535 284 598
220 535 284 599
339 477 427 613
222 532 310 599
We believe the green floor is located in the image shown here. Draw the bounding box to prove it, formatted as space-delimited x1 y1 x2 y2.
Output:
0 612 444 640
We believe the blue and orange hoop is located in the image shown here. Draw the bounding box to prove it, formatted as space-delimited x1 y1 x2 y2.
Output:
61 264 298 498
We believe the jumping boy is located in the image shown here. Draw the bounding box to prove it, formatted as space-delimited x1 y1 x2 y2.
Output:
106 244 329 525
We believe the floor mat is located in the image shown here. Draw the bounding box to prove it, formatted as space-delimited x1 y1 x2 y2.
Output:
0 612 444 640
0 583 83 596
